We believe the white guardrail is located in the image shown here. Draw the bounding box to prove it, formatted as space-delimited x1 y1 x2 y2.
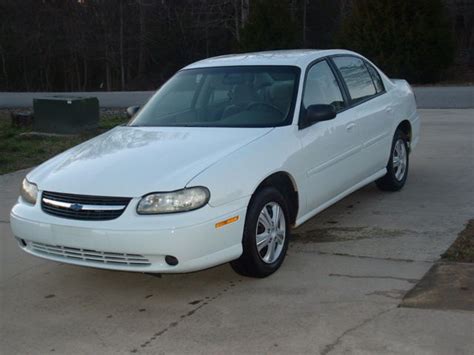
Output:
0 86 473 109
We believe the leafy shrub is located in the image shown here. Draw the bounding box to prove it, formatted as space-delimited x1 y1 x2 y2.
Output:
239 0 299 52
338 0 455 83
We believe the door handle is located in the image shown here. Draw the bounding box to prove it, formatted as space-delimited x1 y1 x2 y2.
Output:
385 106 393 113
346 123 356 132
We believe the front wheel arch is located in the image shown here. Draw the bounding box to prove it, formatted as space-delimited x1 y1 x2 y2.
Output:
250 171 299 226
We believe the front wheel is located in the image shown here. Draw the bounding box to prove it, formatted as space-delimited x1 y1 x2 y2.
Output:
230 187 290 278
376 129 409 191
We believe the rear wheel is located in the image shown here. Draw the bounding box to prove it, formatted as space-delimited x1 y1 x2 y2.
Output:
231 187 290 278
376 129 409 191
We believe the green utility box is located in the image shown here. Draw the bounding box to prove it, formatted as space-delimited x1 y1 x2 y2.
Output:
33 96 99 134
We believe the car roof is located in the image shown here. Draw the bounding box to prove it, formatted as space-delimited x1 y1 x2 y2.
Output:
183 49 360 70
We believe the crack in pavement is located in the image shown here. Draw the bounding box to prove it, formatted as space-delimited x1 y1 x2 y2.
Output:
320 307 395 355
366 289 406 300
130 279 240 353
293 250 432 264
329 273 419 284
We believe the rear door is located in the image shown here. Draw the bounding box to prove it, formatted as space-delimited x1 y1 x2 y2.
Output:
331 56 393 175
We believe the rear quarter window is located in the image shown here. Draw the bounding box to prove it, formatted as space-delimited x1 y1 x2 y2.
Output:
365 62 385 93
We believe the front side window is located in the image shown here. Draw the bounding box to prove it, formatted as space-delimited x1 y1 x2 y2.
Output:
130 66 300 128
302 60 345 111
333 56 377 103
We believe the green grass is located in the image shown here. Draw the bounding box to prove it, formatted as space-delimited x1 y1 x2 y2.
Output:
0 112 129 175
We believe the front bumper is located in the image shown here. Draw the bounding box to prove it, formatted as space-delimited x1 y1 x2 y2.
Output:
10 197 247 273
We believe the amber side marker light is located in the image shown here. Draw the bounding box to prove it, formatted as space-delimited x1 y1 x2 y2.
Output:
215 216 239 229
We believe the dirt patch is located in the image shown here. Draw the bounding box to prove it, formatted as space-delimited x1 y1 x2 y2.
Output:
401 262 474 311
291 226 405 243
401 221 474 311
441 219 474 263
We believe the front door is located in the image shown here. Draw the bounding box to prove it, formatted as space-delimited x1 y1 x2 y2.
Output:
297 59 364 214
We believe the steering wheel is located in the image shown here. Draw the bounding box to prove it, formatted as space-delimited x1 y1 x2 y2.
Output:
246 102 284 116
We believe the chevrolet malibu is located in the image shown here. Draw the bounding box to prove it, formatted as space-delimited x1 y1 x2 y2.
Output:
10 50 420 278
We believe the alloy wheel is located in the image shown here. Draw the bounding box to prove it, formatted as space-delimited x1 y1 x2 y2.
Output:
393 139 407 181
255 202 286 264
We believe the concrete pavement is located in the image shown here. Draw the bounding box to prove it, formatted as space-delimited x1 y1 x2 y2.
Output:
1 86 473 109
1 109 473 354
414 86 474 109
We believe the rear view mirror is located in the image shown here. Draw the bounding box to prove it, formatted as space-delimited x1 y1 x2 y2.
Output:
302 105 336 128
126 106 140 118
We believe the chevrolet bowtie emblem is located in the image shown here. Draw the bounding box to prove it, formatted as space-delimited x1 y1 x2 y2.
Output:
69 203 83 211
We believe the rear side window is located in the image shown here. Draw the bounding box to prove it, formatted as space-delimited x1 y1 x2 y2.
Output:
333 56 376 103
365 62 385 93
302 60 345 112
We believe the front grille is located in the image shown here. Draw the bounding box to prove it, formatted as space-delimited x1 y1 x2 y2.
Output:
41 191 131 221
30 241 151 267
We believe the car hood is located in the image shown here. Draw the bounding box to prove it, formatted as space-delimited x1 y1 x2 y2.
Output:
29 126 273 197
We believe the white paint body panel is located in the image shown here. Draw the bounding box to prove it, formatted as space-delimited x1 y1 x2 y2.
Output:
10 50 420 273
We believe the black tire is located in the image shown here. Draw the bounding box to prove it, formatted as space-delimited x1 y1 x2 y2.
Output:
230 187 290 278
376 128 409 191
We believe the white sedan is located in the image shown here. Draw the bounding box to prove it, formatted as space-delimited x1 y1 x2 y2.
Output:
10 50 420 278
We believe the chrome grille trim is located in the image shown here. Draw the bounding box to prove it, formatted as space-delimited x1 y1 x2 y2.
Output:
30 241 151 266
41 191 131 221
42 198 127 211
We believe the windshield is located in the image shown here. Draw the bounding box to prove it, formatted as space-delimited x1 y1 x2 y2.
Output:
129 66 300 128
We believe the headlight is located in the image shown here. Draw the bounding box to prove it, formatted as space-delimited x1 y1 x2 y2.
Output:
20 178 38 205
137 187 210 214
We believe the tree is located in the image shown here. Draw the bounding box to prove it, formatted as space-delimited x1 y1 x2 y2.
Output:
0 0 465 91
239 0 299 52
337 0 455 83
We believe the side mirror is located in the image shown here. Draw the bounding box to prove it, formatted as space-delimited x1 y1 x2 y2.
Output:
302 104 336 128
126 106 140 118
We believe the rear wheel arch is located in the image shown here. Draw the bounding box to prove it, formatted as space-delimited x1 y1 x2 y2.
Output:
376 128 409 191
397 120 412 149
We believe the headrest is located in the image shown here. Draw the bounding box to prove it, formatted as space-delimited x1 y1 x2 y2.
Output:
270 82 293 101
232 84 258 106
